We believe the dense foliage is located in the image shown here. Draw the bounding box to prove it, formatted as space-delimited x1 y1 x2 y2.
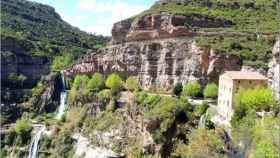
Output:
1 0 109 75
136 0 280 69
232 87 277 125
139 0 280 34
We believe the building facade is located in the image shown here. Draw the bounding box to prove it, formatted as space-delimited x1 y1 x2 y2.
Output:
217 71 268 122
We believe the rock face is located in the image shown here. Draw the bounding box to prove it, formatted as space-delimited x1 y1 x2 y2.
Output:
268 38 280 101
29 72 62 112
1 37 50 89
66 38 241 90
111 13 234 44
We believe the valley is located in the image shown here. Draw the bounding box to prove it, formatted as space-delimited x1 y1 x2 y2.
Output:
1 0 280 158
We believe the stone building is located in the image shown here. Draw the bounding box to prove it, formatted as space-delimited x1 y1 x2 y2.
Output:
217 71 268 123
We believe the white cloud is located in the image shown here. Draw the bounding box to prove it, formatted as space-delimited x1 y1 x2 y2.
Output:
77 0 150 36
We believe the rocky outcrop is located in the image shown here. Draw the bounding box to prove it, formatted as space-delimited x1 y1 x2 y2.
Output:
111 13 234 44
66 38 241 90
1 36 50 89
268 38 280 101
28 72 62 112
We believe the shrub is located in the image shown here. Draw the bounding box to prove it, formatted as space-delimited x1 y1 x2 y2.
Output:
72 75 89 90
98 89 111 108
126 76 140 91
203 83 218 99
31 81 45 97
14 118 32 145
86 73 104 92
15 118 32 135
172 83 183 96
173 128 224 158
105 73 123 95
194 103 209 117
183 81 201 98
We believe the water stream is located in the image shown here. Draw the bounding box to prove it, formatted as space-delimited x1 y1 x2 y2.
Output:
28 126 46 158
28 72 68 158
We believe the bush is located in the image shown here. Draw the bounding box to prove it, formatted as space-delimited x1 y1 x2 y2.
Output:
98 89 111 108
126 76 140 91
14 118 32 145
173 128 224 158
172 83 183 96
203 83 218 99
72 75 89 90
15 118 32 135
105 73 123 95
194 103 209 117
86 73 104 93
183 81 201 98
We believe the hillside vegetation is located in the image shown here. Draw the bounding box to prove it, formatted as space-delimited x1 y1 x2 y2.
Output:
136 0 280 69
1 0 108 59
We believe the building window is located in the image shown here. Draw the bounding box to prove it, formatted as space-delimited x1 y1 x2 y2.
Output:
249 81 252 84
238 80 241 84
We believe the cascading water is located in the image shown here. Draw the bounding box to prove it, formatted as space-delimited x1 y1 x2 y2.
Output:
56 71 68 119
28 72 68 158
28 126 46 158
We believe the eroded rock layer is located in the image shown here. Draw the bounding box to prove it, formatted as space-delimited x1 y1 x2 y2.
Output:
66 37 241 90
111 13 234 44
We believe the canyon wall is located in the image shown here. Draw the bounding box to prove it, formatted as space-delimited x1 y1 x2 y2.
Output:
66 37 241 90
66 13 240 90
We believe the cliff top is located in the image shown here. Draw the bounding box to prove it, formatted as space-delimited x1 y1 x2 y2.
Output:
134 0 280 34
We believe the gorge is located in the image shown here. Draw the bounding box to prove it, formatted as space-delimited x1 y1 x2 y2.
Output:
1 0 280 158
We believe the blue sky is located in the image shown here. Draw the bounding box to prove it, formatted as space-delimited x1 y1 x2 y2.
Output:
31 0 157 36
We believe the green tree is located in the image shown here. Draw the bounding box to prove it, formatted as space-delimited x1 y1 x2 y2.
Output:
73 75 89 90
183 81 201 98
233 87 277 122
105 73 123 95
172 83 183 96
203 83 218 99
51 53 74 71
126 76 140 91
86 73 104 93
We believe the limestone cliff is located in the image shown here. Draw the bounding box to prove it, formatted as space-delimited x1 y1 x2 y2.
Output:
268 38 280 101
66 38 241 90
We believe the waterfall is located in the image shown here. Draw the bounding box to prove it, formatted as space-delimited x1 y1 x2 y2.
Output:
56 72 68 119
28 126 46 158
199 114 207 128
